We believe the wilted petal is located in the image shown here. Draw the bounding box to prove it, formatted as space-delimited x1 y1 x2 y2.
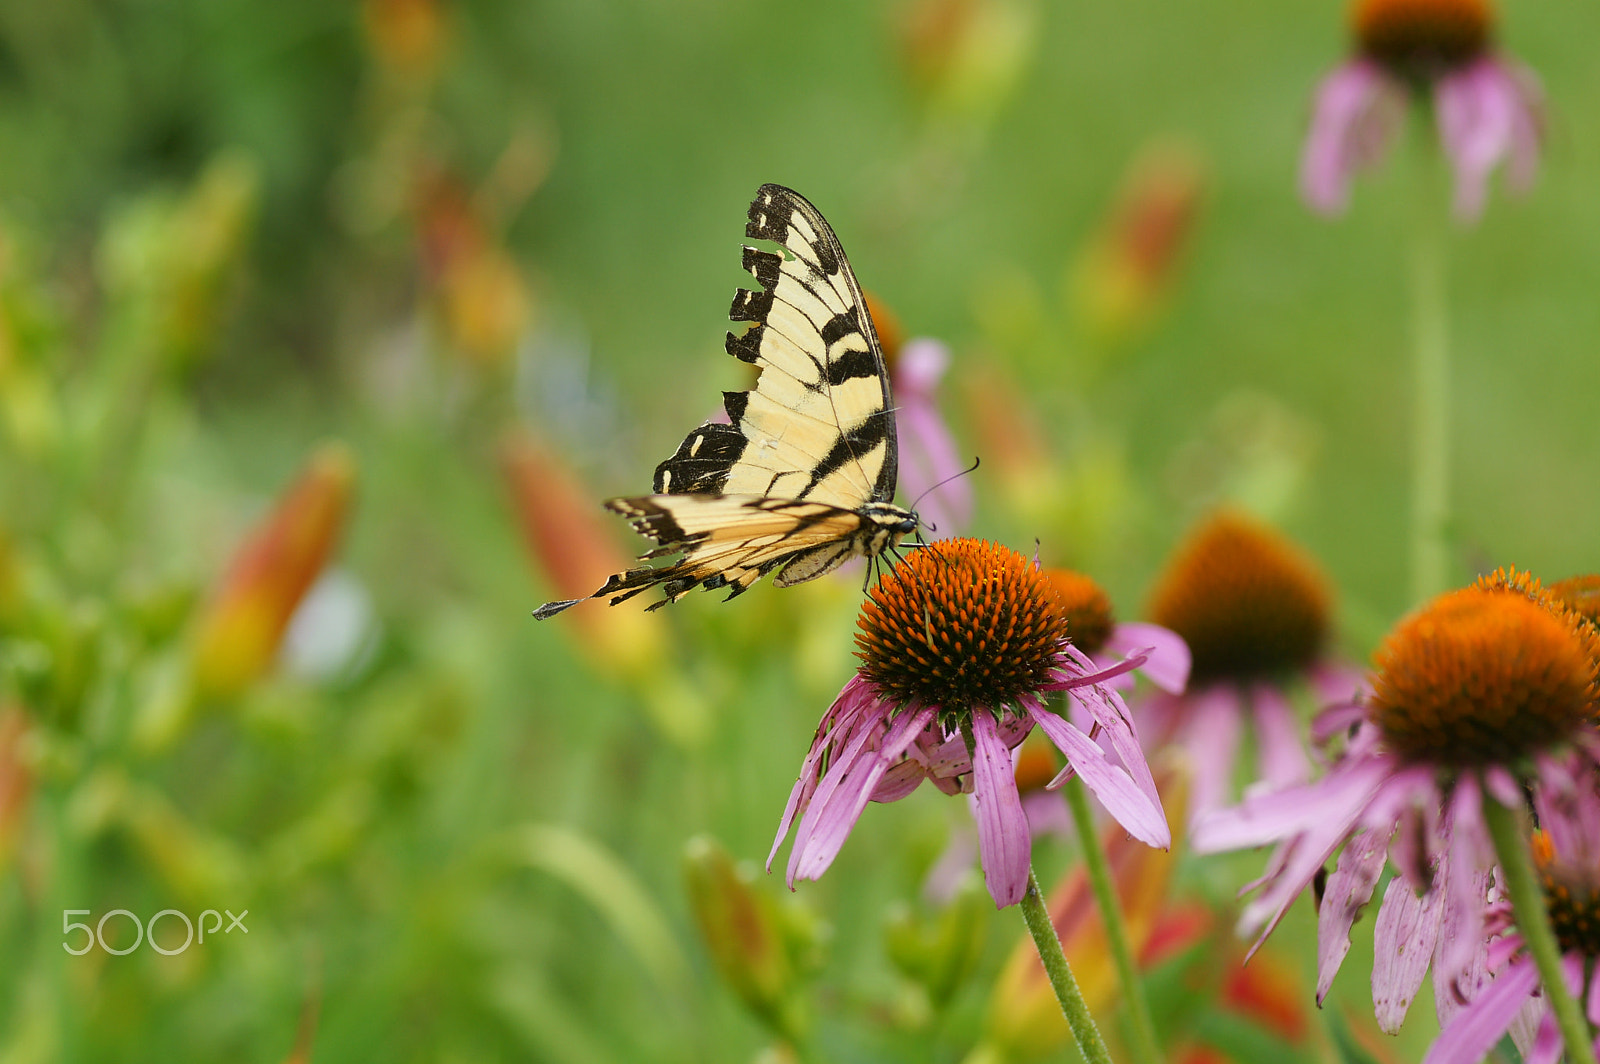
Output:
768 680 878 870
788 704 937 884
1372 874 1445 1033
1421 956 1540 1064
1316 827 1389 1004
970 713 1032 907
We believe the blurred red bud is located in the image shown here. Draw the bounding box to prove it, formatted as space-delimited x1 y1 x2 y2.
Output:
191 443 356 700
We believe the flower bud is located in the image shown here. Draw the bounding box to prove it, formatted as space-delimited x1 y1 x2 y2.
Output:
191 442 356 701
684 835 819 1040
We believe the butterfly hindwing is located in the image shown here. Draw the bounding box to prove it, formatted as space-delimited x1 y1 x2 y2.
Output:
534 184 918 619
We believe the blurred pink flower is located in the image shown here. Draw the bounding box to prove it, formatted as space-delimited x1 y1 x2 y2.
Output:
863 293 971 537
1139 511 1353 825
892 339 971 538
1302 0 1541 221
1194 574 1600 1033
769 540 1179 908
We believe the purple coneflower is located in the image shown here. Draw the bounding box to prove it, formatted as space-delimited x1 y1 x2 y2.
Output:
1424 753 1600 1064
1138 511 1357 824
768 539 1180 908
1302 0 1542 220
1194 569 1600 1035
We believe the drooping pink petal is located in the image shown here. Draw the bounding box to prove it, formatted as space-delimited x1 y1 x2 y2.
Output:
1421 956 1541 1064
1301 59 1402 214
970 712 1033 907
767 679 879 870
1072 682 1163 817
1437 59 1527 221
787 704 937 885
1229 763 1421 951
1180 685 1245 822
1251 683 1311 790
1105 622 1190 693
1192 750 1388 853
1434 870 1494 1032
1435 779 1493 994
1031 701 1170 848
1316 827 1390 1004
1372 873 1446 1033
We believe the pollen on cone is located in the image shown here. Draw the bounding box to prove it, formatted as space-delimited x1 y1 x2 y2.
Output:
854 538 1066 714
190 442 356 700
1370 584 1599 766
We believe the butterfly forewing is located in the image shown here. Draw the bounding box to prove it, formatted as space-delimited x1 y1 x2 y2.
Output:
534 184 916 618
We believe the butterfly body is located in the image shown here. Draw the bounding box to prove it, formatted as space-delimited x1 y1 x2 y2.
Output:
534 184 916 620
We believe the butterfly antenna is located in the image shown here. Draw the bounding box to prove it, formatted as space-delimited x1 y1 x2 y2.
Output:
906 456 982 518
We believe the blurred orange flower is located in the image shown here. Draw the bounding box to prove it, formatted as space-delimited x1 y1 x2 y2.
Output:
191 442 357 700
1070 141 1205 344
414 171 531 370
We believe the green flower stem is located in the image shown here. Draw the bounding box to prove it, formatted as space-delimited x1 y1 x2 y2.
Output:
1409 155 1451 603
1482 794 1598 1064
1063 775 1164 1064
1019 866 1116 1064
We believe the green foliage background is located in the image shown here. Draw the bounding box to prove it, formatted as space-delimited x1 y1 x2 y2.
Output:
0 0 1595 1060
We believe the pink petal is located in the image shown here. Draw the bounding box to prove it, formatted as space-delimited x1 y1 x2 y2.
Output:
787 704 936 884
1316 827 1390 1004
1436 780 1492 991
1434 871 1493 1031
1309 662 1369 708
871 759 927 803
970 712 1033 907
1436 59 1533 221
1527 1016 1563 1064
1421 957 1541 1064
767 680 878 870
1251 683 1311 790
1181 685 1245 822
1191 751 1388 853
1032 703 1170 848
1372 874 1445 1033
893 340 971 538
1107 623 1190 693
1300 59 1400 214
1075 685 1163 817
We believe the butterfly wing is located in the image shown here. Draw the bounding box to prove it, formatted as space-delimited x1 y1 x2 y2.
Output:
655 183 898 512
531 494 870 618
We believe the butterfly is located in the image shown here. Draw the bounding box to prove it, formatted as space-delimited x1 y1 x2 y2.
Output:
534 183 919 619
